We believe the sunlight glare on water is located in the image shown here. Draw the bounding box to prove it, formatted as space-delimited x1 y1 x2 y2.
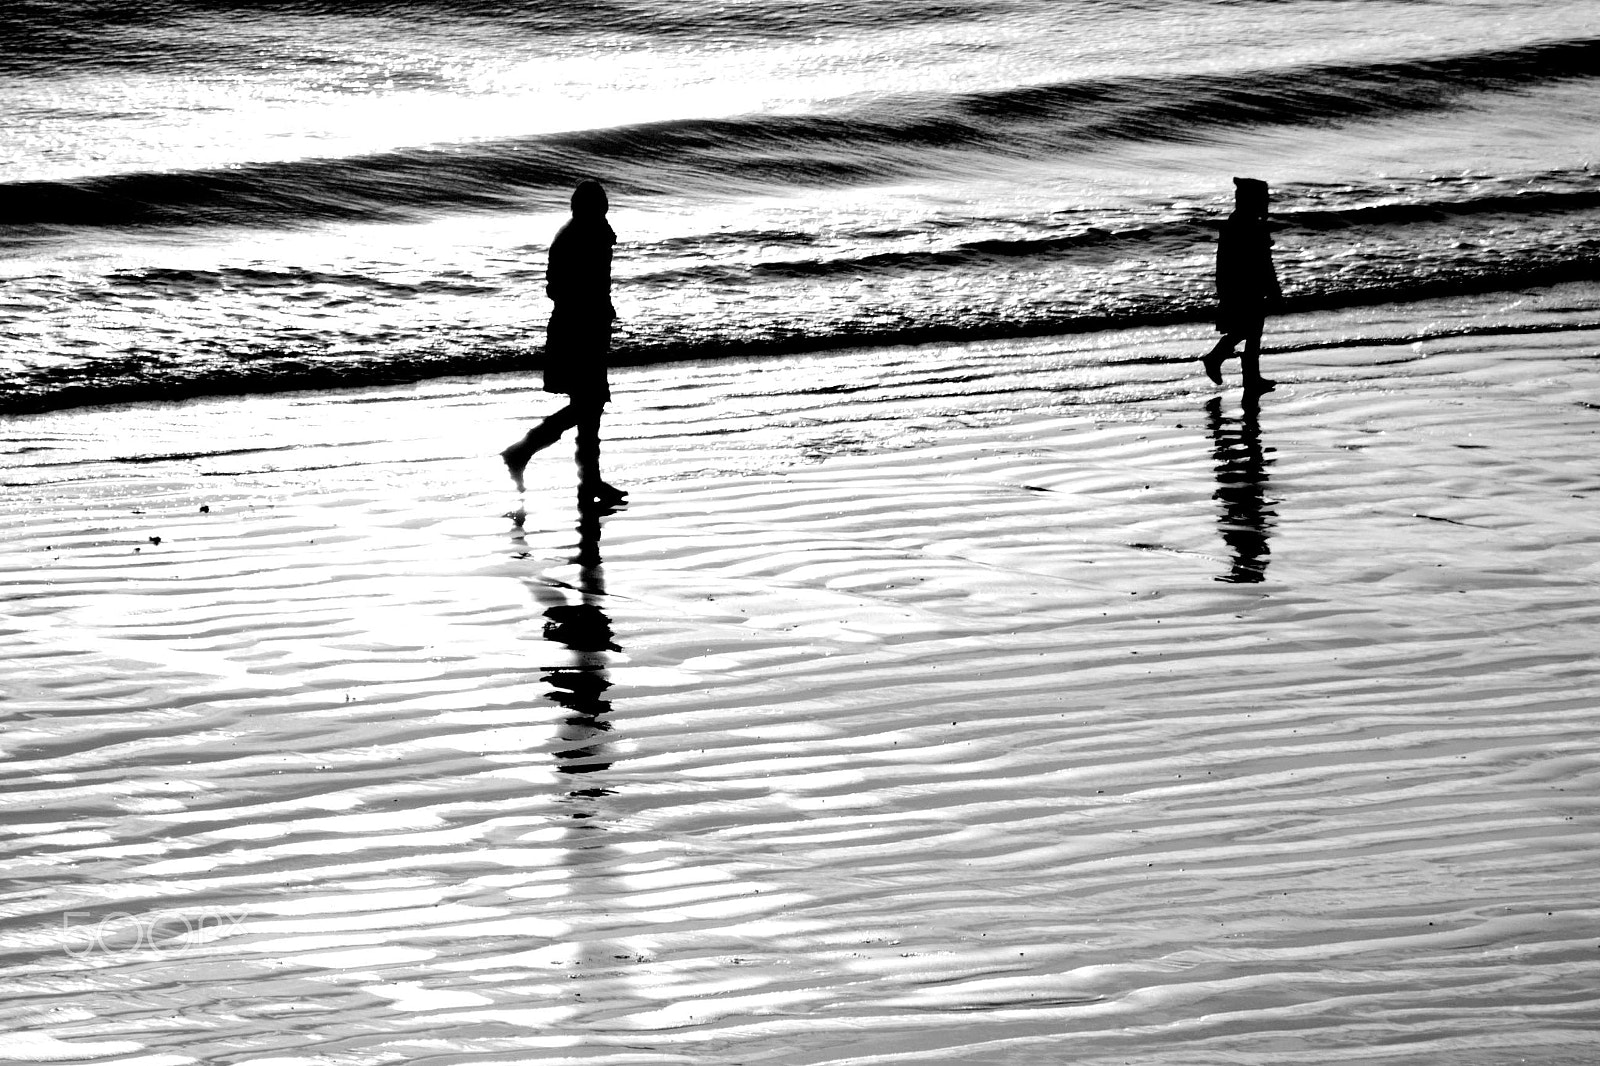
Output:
4 0 1599 185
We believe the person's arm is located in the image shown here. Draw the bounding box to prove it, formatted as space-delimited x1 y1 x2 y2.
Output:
546 229 615 314
545 226 573 303
1263 231 1283 306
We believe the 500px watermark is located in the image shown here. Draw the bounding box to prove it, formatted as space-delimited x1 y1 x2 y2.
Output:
61 909 249 958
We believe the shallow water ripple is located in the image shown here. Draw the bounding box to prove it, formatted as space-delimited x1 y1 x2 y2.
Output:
3 319 1600 1064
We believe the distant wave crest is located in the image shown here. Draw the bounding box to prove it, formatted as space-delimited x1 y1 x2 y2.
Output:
4 36 1598 230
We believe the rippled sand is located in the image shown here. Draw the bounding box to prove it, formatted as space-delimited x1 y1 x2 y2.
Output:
4 302 1600 1065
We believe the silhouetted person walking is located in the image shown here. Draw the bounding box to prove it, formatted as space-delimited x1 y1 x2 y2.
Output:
1202 177 1282 395
502 179 627 509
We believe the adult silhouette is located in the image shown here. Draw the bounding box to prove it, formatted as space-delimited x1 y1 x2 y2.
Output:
1205 395 1276 583
502 179 627 509
1202 177 1282 395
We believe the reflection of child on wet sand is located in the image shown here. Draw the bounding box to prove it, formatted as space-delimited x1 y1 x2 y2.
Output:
1202 177 1282 395
501 179 627 510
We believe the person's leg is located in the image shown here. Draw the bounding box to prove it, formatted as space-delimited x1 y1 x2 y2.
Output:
574 401 626 509
574 403 600 498
1203 333 1241 384
502 404 581 491
1240 331 1275 394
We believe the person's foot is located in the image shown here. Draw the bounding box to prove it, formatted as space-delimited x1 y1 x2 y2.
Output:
500 422 568 491
580 481 628 511
1201 343 1228 385
500 444 530 492
1243 377 1276 396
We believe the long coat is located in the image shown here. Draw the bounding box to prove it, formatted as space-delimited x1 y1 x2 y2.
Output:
543 215 616 402
1214 213 1281 336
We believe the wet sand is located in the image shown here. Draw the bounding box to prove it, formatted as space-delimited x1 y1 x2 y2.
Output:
4 298 1600 1065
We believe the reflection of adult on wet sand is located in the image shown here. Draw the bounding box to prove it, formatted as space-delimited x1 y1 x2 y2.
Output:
543 507 617 794
1205 395 1276 583
502 179 628 510
1202 177 1283 395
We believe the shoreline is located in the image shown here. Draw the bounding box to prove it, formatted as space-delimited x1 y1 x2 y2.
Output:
4 276 1599 418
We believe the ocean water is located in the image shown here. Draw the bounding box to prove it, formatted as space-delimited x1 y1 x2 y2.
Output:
3 0 1600 413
